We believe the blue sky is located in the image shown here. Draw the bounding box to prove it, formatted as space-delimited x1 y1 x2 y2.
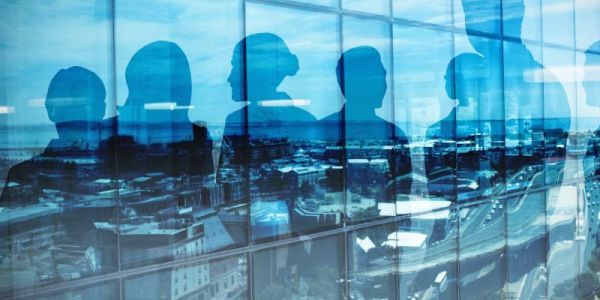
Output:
1 0 599 140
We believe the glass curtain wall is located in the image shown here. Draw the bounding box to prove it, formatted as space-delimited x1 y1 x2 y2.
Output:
0 0 599 299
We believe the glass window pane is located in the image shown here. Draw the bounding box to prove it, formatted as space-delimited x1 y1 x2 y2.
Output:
253 234 344 299
506 192 547 299
393 0 452 26
459 201 506 298
123 255 248 300
453 34 505 202
348 222 398 299
295 0 338 7
112 0 246 269
38 281 119 300
399 209 458 300
343 0 390 16
575 0 600 49
244 3 343 241
0 0 116 295
393 25 455 202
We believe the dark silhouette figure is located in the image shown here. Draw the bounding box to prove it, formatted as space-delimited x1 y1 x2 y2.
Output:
113 41 213 176
462 0 571 183
219 33 317 242
320 46 412 216
222 33 316 142
425 53 500 201
321 46 408 142
1 66 107 206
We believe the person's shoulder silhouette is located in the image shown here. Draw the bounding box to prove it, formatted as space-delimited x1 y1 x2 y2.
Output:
1 66 106 206
223 33 316 140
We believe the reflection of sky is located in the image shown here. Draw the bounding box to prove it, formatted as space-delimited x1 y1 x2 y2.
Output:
393 25 454 136
393 0 451 25
343 0 389 16
246 2 341 119
1 0 113 129
1 0 597 140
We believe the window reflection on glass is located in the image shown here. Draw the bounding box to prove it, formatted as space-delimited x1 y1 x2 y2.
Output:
343 0 390 16
253 235 344 299
506 192 547 299
393 0 451 26
398 208 458 300
0 0 115 295
459 201 506 298
454 0 502 36
242 3 342 241
393 25 454 202
0 0 596 298
123 254 247 300
348 222 398 299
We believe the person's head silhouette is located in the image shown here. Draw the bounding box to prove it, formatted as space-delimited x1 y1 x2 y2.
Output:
444 53 488 107
337 46 387 117
584 41 600 107
45 66 106 139
120 41 192 123
227 33 299 102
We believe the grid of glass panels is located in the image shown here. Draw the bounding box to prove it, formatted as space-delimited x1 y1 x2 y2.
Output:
0 0 599 299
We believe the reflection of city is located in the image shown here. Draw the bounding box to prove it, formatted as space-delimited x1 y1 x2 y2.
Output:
1 0 599 297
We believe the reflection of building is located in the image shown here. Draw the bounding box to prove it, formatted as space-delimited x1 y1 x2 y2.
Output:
124 256 246 300
94 221 205 268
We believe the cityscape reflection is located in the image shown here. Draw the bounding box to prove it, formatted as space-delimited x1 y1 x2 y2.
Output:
0 0 599 299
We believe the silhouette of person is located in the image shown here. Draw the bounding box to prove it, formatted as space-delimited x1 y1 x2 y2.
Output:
425 53 499 200
114 41 213 176
321 46 409 143
461 0 571 182
223 33 316 142
320 46 412 215
219 33 316 241
1 66 106 206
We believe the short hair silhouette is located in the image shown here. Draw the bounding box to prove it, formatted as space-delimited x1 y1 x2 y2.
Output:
336 46 387 111
123 41 192 108
228 33 299 102
45 66 106 123
444 53 488 107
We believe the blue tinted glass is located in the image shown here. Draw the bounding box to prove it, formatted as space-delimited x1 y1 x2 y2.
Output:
0 0 115 295
1 0 596 298
393 25 455 201
343 0 390 16
253 234 344 299
112 0 246 269
295 0 338 7
123 254 248 300
398 209 458 299
454 0 502 35
393 0 451 25
243 2 342 241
